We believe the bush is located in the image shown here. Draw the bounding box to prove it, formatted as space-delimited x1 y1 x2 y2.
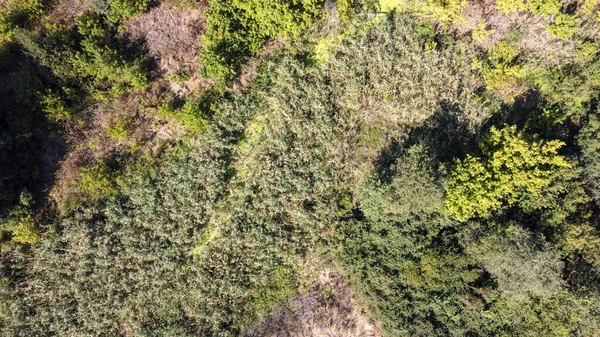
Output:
547 13 579 39
578 113 600 205
379 0 467 26
72 163 117 200
200 0 323 82
575 41 598 64
41 89 72 122
472 20 492 43
473 41 525 93
75 12 108 38
72 38 148 89
11 215 38 245
106 116 131 141
107 0 150 22
496 0 561 16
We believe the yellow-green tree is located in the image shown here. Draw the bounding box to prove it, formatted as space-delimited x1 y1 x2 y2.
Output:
445 125 570 221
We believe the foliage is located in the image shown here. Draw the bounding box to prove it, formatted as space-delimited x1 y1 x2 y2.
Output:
337 147 595 336
106 116 131 141
579 113 600 205
75 12 108 38
0 190 33 243
11 215 38 245
200 0 323 82
178 101 209 132
0 0 43 44
575 41 598 64
7 14 493 335
496 0 561 16
564 224 600 269
41 89 72 122
72 163 117 200
547 13 579 39
472 20 492 43
473 41 525 93
359 145 444 223
467 225 565 302
379 0 467 26
2 3 600 337
445 125 571 221
243 266 298 322
12 28 79 82
531 64 597 118
72 38 148 89
107 0 150 22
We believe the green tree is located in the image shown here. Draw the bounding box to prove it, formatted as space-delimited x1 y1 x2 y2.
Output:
445 125 571 221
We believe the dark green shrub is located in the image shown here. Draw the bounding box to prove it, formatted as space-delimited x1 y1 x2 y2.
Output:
75 12 109 38
200 0 324 82
72 38 148 89
579 113 600 205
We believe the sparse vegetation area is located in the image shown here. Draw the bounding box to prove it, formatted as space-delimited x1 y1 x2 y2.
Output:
1 0 600 336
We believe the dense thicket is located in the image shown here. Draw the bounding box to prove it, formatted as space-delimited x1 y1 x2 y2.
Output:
1 0 600 336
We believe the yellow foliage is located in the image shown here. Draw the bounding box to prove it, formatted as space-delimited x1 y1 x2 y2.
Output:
313 37 336 65
379 0 467 26
445 125 570 221
11 215 39 245
475 41 525 93
379 0 403 12
472 20 492 43
579 0 599 15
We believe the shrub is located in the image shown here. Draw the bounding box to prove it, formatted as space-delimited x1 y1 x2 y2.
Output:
496 0 527 14
528 0 561 16
200 0 323 82
107 0 150 22
547 13 578 39
359 145 444 224
177 101 209 132
11 215 38 245
41 89 72 122
75 12 108 38
578 113 600 204
242 266 298 323
0 190 33 240
496 0 560 16
73 163 117 200
474 41 525 93
472 20 492 43
379 0 467 26
72 38 148 89
445 125 571 221
575 41 598 64
106 116 131 141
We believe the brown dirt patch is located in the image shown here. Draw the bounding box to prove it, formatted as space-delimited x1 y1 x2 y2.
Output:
243 270 381 337
457 0 519 48
124 1 212 96
43 0 88 28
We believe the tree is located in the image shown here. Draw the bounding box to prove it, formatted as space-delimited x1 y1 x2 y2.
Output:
445 125 571 221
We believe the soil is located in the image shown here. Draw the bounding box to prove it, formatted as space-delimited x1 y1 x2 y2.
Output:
243 270 380 337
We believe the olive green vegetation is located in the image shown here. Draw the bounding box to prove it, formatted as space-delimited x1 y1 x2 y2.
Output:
1 0 600 336
200 0 325 83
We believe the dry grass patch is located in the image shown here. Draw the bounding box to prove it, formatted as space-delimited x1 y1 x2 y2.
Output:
124 1 212 96
243 268 381 337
